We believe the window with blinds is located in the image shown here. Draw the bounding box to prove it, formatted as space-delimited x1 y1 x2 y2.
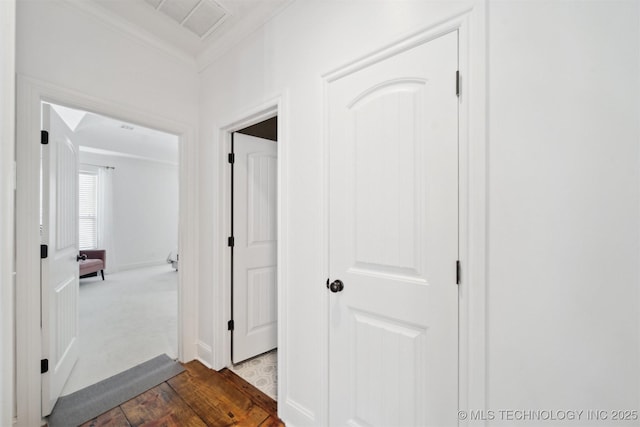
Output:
79 172 98 250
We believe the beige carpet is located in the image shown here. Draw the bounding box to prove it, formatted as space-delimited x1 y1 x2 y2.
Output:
61 264 178 396
230 350 277 400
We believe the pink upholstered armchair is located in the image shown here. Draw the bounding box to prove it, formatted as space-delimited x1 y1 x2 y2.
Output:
79 249 106 280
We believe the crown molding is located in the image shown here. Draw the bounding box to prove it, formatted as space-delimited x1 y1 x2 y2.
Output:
60 0 295 74
196 0 295 72
62 0 197 69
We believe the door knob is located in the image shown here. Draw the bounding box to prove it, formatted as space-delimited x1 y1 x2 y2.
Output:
327 279 344 293
76 254 87 262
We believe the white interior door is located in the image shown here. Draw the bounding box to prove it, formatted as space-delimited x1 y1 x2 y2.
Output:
328 31 459 426
41 103 80 415
232 133 277 363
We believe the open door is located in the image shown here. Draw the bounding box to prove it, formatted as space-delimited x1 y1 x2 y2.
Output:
231 132 277 363
41 103 80 415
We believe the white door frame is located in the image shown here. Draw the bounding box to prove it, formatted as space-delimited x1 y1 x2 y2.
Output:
213 96 288 389
0 1 16 426
15 75 198 427
321 6 487 425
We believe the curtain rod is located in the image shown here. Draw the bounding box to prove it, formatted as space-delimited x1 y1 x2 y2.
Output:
80 163 116 170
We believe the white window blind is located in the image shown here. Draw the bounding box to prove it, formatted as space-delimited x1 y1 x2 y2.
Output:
79 172 98 250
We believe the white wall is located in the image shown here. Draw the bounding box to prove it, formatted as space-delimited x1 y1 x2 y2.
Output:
79 151 178 272
0 1 16 425
16 0 198 127
198 1 482 424
487 1 639 423
12 0 640 425
198 0 640 426
15 1 199 425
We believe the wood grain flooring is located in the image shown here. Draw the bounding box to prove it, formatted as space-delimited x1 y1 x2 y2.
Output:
79 361 283 427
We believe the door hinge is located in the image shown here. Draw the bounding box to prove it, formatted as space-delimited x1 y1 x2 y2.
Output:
227 236 234 247
455 70 460 97
227 320 234 331
41 130 49 145
456 260 461 285
40 244 48 259
41 359 49 374
228 153 235 164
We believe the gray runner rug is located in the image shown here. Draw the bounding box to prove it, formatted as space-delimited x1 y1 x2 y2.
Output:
48 354 185 427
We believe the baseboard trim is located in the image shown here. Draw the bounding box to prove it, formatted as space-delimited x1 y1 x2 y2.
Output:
196 341 213 368
117 260 168 272
280 397 316 426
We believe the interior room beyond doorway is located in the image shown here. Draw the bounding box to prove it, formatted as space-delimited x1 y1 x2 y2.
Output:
46 103 180 399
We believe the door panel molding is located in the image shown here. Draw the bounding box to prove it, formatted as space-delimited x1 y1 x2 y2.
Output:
350 309 428 426
247 151 277 246
54 137 77 250
246 265 277 334
347 78 427 110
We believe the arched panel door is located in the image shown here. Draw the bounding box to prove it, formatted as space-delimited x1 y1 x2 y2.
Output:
328 30 459 426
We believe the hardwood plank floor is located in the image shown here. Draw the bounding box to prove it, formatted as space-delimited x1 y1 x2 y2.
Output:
80 361 283 427
219 369 277 415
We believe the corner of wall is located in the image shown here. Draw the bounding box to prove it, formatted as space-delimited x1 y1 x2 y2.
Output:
0 0 17 424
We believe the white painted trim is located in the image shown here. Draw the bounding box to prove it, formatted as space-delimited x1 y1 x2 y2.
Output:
15 76 43 427
458 4 489 425
15 76 199 427
283 398 316 425
0 1 16 425
213 95 291 413
638 1 640 418
215 98 281 369
217 100 282 137
320 63 332 427
274 92 292 420
321 5 487 426
64 0 296 74
196 0 296 72
116 260 169 272
196 341 214 369
323 8 472 82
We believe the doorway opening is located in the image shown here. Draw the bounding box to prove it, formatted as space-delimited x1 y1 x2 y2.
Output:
228 116 278 400
41 102 179 408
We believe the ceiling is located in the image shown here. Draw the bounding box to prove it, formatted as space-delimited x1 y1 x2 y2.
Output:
51 104 179 165
70 0 292 69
